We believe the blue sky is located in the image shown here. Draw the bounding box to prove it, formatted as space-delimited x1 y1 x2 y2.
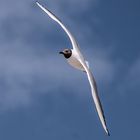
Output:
0 0 140 139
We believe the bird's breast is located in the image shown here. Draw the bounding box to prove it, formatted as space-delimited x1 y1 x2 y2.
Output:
67 55 85 71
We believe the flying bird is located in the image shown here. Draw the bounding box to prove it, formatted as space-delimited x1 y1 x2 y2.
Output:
36 2 110 136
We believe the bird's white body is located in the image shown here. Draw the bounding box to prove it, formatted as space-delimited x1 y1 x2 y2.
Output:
36 2 110 136
67 49 85 71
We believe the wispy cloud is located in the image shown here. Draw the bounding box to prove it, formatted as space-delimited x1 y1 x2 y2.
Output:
0 0 112 110
0 0 128 111
116 56 140 97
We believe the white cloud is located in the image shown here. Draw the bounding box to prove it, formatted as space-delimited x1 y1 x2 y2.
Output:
0 0 115 110
116 57 140 97
0 40 115 110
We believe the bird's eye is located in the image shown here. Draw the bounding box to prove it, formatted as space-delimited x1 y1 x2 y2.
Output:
65 50 68 53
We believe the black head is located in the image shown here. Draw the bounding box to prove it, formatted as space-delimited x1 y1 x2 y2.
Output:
59 49 72 59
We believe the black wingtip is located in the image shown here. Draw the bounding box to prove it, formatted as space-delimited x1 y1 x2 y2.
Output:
106 129 110 136
36 1 40 6
107 132 110 136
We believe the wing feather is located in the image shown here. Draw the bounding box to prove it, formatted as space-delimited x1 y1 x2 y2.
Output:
79 60 110 136
36 2 81 53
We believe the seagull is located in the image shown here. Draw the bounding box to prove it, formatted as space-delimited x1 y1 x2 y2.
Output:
36 2 110 136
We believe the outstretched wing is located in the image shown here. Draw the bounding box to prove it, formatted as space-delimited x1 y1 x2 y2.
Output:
79 59 110 136
36 2 81 54
36 2 110 135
